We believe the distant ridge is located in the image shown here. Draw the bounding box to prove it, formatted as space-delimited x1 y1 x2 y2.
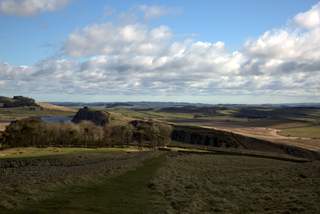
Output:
38 102 77 112
52 101 320 109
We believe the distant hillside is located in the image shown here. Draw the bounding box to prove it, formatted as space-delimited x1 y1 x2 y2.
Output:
105 103 134 108
52 101 215 109
53 101 320 111
0 96 37 108
234 106 320 120
158 106 227 116
38 102 77 113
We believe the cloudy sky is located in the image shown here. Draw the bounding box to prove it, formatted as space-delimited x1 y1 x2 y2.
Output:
0 0 319 103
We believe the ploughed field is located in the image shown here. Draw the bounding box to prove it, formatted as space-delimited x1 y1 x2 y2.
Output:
0 147 319 213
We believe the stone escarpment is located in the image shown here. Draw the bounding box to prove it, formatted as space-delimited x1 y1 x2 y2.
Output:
129 120 172 146
72 107 110 126
171 125 320 160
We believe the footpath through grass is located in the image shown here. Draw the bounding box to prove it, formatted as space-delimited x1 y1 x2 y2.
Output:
11 154 166 214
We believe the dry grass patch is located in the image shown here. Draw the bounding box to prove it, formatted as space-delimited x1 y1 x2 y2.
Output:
279 126 320 139
37 102 77 113
152 153 320 213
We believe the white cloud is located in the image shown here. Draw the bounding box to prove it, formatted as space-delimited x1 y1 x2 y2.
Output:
0 0 70 16
64 23 171 57
294 2 320 29
242 4 320 80
138 5 173 19
1 2 320 100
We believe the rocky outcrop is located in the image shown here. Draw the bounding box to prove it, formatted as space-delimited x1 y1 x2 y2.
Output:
129 120 172 146
172 125 244 149
172 125 320 160
0 96 37 108
72 107 110 126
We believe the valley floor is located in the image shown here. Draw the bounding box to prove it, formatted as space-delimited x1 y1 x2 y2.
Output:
1 148 319 213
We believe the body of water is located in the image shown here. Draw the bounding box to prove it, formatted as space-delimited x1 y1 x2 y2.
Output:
41 115 73 124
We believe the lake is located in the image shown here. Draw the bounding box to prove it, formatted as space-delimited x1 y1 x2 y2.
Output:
41 115 73 124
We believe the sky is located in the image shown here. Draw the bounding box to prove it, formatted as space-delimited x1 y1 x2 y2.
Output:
0 0 320 104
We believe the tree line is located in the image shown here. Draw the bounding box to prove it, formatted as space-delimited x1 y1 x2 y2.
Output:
0 117 172 149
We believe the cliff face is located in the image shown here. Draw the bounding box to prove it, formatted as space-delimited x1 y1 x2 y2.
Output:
0 96 37 108
171 125 320 160
171 126 245 149
72 107 110 126
129 120 172 146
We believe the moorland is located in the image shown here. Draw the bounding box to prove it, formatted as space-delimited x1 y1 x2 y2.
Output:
0 96 319 213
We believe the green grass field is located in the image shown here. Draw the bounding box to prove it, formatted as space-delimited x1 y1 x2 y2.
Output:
10 154 166 214
0 107 73 122
153 153 320 213
110 108 195 121
2 150 319 213
279 125 320 139
0 147 144 159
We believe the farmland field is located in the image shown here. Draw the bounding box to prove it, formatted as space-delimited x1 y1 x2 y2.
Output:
279 126 320 139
